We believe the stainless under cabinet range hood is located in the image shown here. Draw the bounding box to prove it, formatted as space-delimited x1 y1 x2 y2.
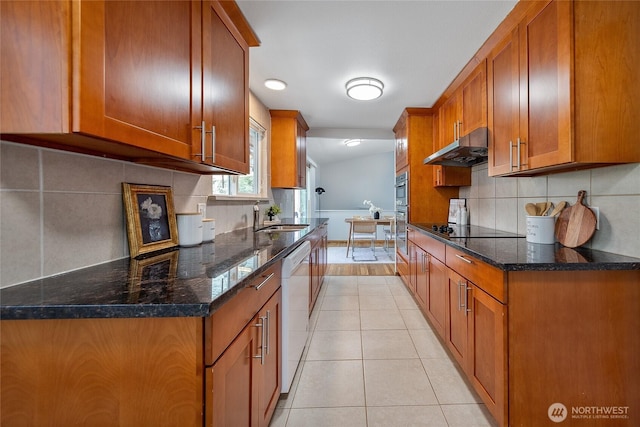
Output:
423 127 489 167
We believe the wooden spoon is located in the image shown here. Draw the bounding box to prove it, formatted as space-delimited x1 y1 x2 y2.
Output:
549 201 567 217
525 203 538 216
541 201 553 216
535 202 547 216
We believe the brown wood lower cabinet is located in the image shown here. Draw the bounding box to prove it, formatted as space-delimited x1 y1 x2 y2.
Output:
206 288 281 427
308 223 328 312
401 228 639 427
1 262 283 427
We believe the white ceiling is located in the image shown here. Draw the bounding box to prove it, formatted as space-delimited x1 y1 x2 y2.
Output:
236 0 517 166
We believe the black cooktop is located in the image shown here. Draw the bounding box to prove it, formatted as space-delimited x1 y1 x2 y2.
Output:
421 224 525 240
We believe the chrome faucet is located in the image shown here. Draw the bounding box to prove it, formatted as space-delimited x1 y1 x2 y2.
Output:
253 201 260 231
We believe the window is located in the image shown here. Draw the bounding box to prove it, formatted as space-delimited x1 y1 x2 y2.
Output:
212 119 266 197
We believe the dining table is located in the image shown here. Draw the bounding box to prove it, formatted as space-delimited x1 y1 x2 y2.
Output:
344 216 394 257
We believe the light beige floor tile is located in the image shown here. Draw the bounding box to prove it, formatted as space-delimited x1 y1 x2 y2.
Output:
400 309 431 329
387 280 411 297
422 358 482 404
325 276 358 286
363 359 438 406
323 281 359 296
357 283 392 296
440 404 498 427
292 360 365 408
268 407 289 427
306 330 362 360
393 293 418 309
278 357 306 409
321 295 359 311
360 309 406 330
314 310 360 331
359 295 397 310
367 405 448 427
385 275 405 286
357 275 389 285
286 407 367 427
361 329 418 359
409 329 449 359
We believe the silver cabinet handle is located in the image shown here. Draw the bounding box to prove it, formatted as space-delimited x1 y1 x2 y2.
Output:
253 316 266 365
516 137 521 170
453 122 457 141
509 140 514 170
455 254 473 264
458 280 464 311
194 120 206 162
208 125 216 163
252 272 275 291
465 285 472 316
265 310 271 355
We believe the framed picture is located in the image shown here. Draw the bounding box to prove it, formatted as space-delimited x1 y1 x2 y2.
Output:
122 183 179 258
127 250 179 303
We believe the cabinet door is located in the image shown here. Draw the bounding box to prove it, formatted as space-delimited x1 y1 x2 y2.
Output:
440 92 461 145
309 246 320 312
426 256 447 338
202 0 250 173
446 270 468 368
460 60 487 136
414 248 429 310
257 289 281 427
487 27 520 176
207 319 259 427
394 114 408 172
468 284 506 427
296 120 307 187
407 241 418 294
519 0 572 171
76 0 197 160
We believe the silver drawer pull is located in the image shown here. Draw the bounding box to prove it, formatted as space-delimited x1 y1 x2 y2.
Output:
252 272 275 291
455 254 473 264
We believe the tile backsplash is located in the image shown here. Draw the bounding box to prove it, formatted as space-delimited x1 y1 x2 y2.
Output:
2 139 639 287
0 141 266 288
459 162 640 258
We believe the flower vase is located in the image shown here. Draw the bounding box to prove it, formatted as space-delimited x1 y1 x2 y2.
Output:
373 212 380 220
149 219 162 241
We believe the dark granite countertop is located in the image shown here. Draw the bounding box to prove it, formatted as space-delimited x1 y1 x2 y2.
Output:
410 223 640 271
0 218 328 320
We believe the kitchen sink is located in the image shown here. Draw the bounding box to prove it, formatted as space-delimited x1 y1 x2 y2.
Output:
257 224 309 232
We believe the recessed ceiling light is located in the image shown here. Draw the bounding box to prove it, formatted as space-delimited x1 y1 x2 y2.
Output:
345 77 384 101
344 139 361 147
264 79 287 90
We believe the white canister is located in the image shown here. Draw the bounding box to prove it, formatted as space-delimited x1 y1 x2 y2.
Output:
176 213 203 247
202 218 215 242
526 215 556 244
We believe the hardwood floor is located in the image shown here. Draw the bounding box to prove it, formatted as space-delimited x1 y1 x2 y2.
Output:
325 263 395 276
326 242 396 276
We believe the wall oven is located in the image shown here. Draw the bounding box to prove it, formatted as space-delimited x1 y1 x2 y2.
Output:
395 172 408 256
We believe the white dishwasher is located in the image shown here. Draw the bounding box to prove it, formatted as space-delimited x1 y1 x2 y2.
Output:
280 241 311 393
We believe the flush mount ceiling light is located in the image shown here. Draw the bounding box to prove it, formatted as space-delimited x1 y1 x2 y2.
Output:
345 77 384 101
264 79 287 90
343 139 361 147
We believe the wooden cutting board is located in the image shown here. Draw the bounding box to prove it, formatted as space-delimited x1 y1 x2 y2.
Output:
554 190 597 248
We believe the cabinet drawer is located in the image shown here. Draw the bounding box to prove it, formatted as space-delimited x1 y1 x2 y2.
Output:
409 228 446 262
205 262 282 365
445 246 506 303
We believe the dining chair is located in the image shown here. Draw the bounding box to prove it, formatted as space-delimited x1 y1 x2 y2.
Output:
349 220 377 260
383 218 396 252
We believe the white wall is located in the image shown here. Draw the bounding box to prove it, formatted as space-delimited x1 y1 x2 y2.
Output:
316 151 394 212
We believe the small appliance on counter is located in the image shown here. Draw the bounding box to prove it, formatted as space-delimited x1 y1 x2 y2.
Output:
176 213 203 247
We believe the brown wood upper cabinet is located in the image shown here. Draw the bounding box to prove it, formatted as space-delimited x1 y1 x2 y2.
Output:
438 60 487 149
488 0 640 176
0 0 259 175
270 110 309 189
